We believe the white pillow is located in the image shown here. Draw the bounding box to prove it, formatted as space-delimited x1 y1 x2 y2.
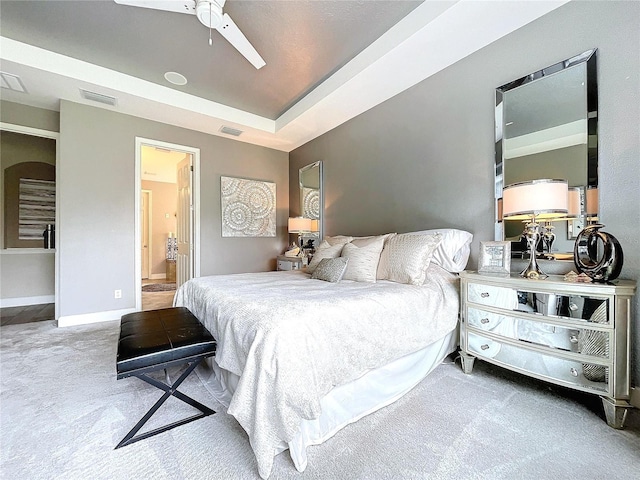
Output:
307 241 344 274
341 236 385 282
377 233 442 285
324 235 353 246
411 228 473 273
350 233 395 248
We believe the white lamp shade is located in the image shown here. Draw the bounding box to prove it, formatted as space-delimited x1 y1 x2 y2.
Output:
288 217 312 233
586 186 598 215
567 187 581 217
310 219 319 232
502 179 568 220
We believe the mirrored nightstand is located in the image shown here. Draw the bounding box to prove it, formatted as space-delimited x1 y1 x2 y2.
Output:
276 255 303 271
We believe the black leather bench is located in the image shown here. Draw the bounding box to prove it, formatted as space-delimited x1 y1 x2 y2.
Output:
115 307 216 449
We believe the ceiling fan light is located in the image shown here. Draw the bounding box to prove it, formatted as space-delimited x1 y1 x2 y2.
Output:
196 1 223 29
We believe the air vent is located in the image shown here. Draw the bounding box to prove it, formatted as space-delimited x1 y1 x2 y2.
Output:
0 72 27 93
80 89 118 106
219 126 243 137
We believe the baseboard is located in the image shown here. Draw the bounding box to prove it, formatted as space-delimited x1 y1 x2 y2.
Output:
631 387 640 409
149 273 167 280
0 295 55 308
57 307 135 327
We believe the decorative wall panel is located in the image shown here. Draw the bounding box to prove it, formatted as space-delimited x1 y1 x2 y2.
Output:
221 176 276 237
18 178 56 240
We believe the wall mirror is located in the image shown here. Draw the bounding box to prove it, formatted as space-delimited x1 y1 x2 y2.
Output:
299 161 323 245
495 48 598 256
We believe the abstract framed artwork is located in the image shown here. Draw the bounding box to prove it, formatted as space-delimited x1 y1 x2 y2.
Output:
221 176 276 237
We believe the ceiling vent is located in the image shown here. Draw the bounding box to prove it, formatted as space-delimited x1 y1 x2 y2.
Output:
219 126 243 137
0 72 28 93
80 89 118 106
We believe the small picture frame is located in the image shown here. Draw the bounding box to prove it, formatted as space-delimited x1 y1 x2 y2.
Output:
478 241 511 276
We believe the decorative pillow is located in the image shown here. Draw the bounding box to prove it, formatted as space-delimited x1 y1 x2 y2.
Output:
341 236 385 282
350 233 396 248
306 241 344 274
324 235 354 246
410 228 473 273
377 233 442 285
311 257 349 283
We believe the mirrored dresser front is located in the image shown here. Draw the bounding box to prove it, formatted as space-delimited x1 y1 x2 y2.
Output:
459 271 636 429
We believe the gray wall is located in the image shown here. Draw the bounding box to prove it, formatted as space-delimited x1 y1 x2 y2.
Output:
1 101 60 132
59 101 288 318
0 252 55 301
289 2 640 385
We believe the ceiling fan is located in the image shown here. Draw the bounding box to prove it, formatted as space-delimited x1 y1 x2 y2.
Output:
114 0 266 69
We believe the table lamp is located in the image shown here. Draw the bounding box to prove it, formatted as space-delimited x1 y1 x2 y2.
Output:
288 217 312 255
541 186 581 254
585 186 599 224
503 179 568 278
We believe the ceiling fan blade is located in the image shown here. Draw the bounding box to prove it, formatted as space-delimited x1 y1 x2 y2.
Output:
113 0 196 15
216 13 266 69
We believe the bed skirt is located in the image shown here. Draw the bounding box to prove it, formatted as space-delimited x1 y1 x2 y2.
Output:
196 327 458 472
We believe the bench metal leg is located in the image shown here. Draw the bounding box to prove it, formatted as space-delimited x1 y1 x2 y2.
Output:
115 360 215 449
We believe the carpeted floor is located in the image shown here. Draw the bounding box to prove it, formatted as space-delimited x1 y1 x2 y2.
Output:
1 320 639 480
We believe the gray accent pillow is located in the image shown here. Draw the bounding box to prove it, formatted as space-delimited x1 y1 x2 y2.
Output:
307 241 344 274
311 257 349 283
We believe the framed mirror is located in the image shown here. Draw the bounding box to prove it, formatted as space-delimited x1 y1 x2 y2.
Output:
299 161 323 246
495 49 598 257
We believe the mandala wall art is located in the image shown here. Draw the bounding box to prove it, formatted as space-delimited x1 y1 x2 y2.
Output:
221 176 276 237
302 187 320 220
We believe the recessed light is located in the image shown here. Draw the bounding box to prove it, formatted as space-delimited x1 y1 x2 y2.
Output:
164 71 187 86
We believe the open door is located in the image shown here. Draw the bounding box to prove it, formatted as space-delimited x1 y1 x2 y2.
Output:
176 155 193 288
135 137 200 311
141 190 151 280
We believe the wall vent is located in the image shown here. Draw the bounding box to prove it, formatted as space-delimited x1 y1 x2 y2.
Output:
0 72 28 93
219 126 243 137
80 89 118 106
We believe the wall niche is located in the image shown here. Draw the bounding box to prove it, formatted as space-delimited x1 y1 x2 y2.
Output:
1 131 56 249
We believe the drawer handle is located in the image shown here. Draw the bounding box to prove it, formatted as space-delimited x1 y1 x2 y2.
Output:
481 344 490 351
569 303 578 311
570 368 579 377
480 292 490 298
570 335 578 344
480 318 490 324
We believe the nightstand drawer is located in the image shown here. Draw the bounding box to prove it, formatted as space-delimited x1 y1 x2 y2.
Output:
467 307 610 359
467 282 610 325
277 257 302 271
467 282 518 308
466 331 610 394
466 307 513 331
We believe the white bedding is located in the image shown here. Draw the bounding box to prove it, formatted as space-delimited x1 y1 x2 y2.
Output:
174 264 459 478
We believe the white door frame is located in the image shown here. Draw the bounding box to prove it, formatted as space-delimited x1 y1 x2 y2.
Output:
0 122 60 319
141 189 152 280
134 137 200 311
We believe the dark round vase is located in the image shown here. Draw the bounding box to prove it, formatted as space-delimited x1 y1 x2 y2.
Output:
573 224 623 282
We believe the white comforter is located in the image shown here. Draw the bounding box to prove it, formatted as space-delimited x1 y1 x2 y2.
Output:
174 265 459 478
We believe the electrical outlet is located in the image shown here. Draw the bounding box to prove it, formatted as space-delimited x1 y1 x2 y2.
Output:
114 289 122 299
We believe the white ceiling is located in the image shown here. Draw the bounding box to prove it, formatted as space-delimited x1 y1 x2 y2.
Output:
0 0 569 152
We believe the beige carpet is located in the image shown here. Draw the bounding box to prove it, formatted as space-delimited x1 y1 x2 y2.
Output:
1 319 639 480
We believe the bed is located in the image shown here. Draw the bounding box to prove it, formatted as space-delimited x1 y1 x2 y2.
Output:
174 228 472 478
